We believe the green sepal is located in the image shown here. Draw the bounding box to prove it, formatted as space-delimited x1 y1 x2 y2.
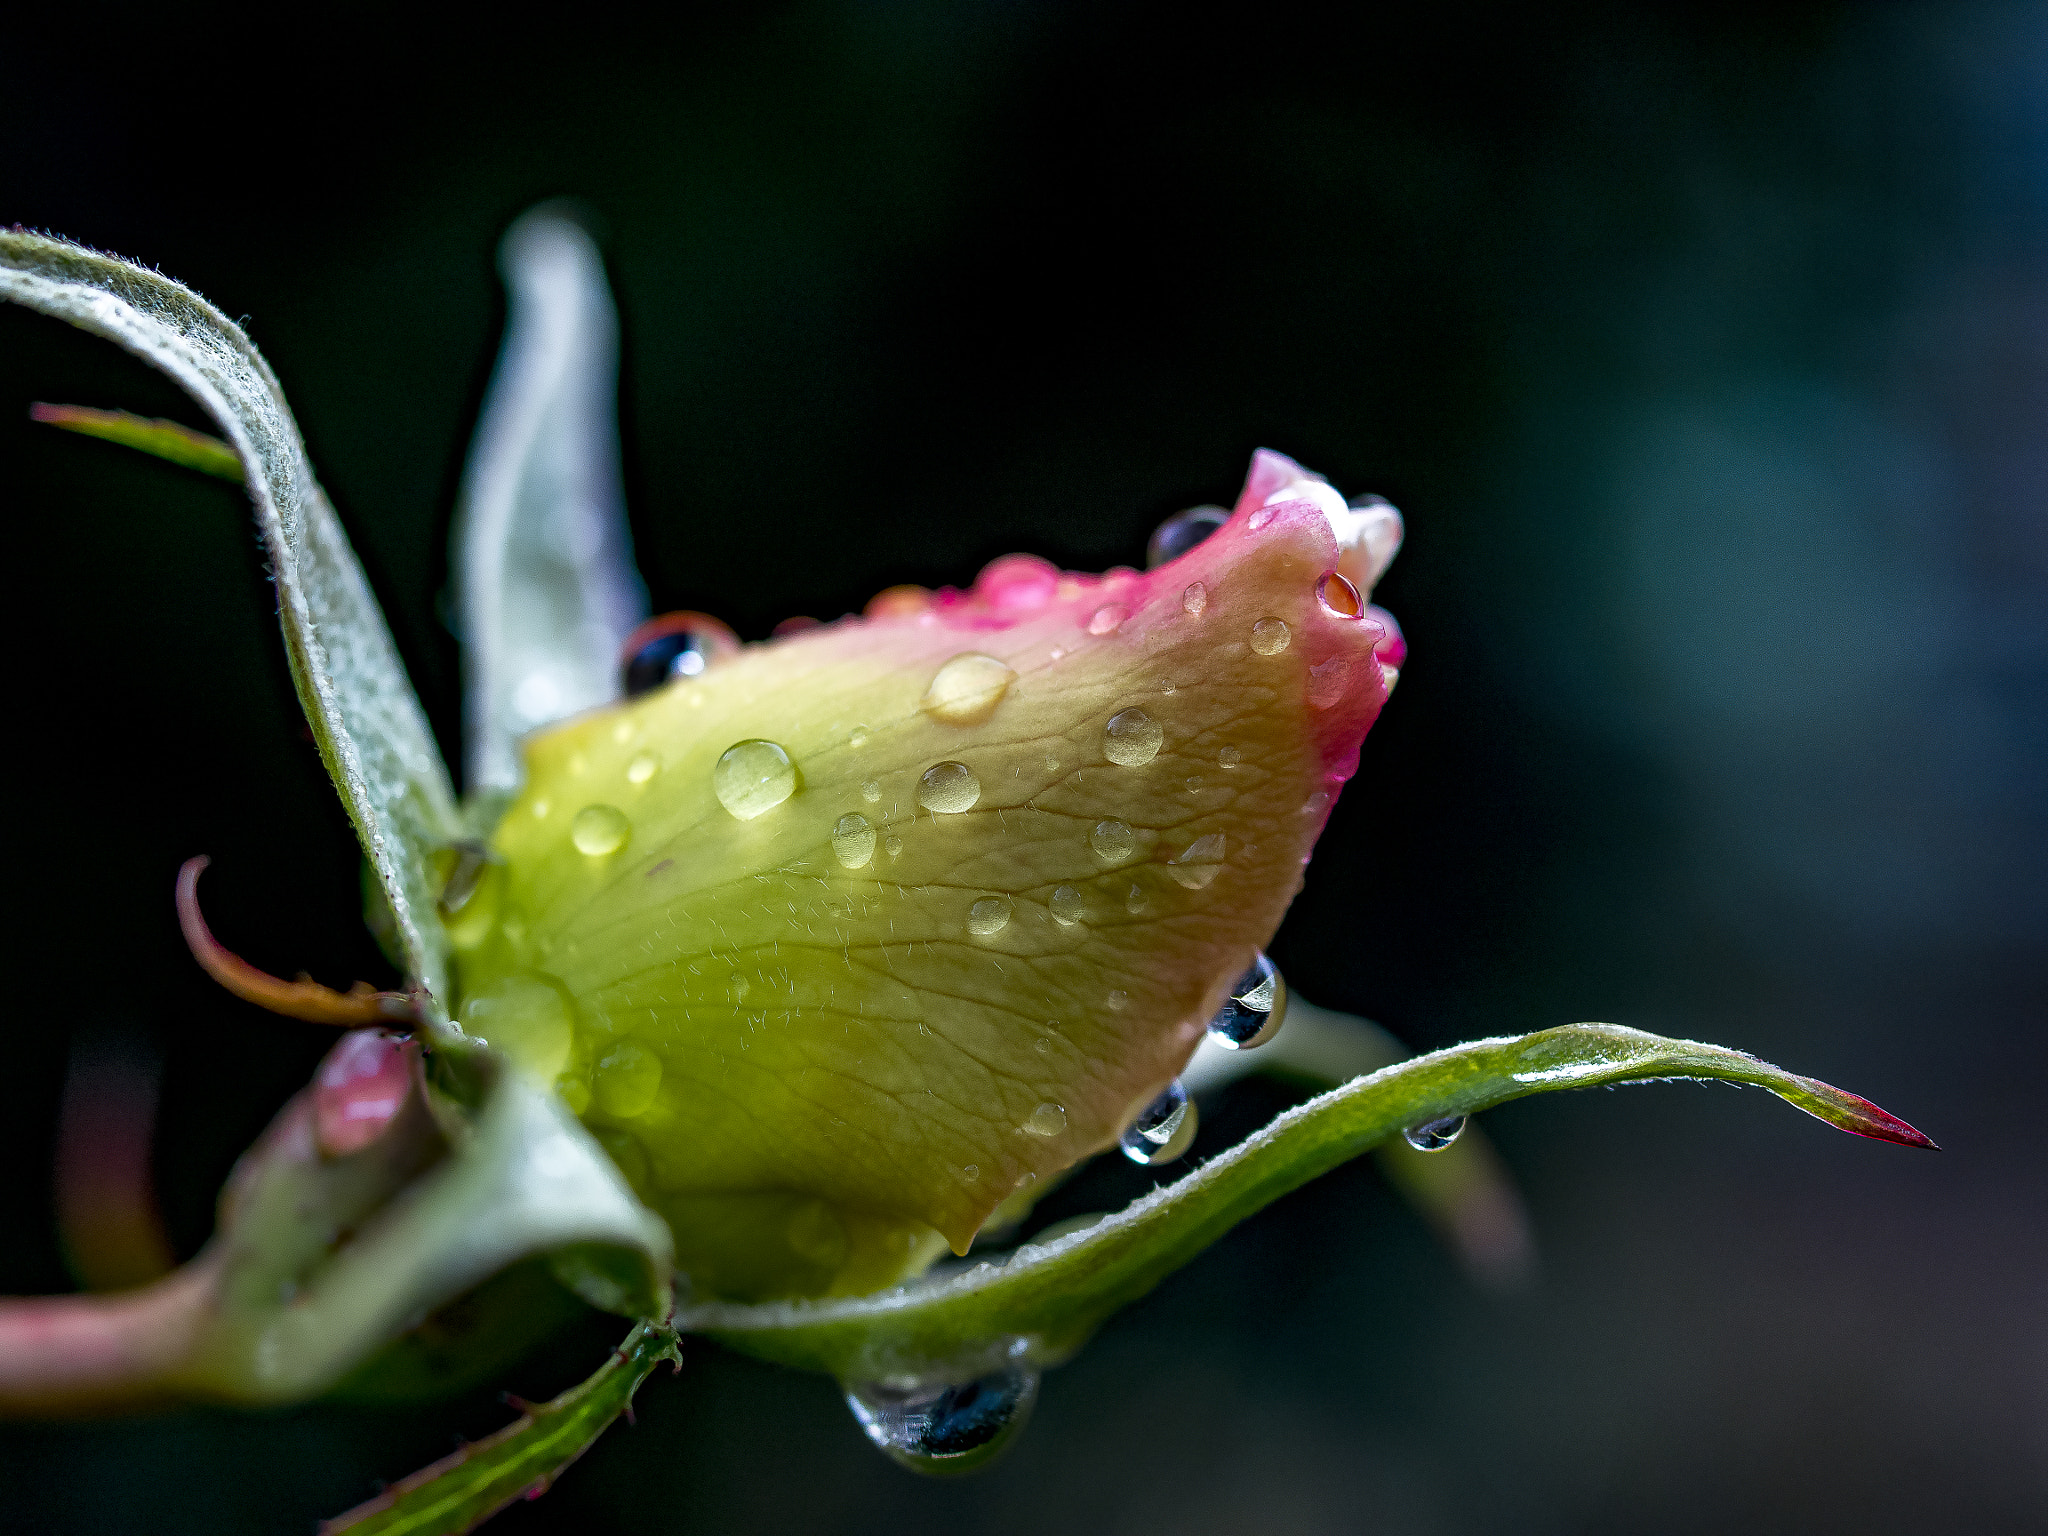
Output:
322 1320 681 1536
679 1023 1932 1384
29 402 244 479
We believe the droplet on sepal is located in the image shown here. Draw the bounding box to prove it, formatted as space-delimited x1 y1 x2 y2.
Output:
1403 1115 1467 1152
967 897 1013 936
844 1367 1038 1475
918 761 980 814
922 652 1016 725
570 804 630 855
1089 818 1135 863
1102 707 1164 766
1023 1102 1066 1137
1119 1078 1195 1165
1207 951 1286 1049
1250 617 1290 655
832 813 877 869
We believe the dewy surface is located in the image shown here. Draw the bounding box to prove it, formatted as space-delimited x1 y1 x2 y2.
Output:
457 463 1402 1300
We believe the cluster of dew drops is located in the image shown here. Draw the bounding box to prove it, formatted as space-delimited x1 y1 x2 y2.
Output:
586 501 1448 1474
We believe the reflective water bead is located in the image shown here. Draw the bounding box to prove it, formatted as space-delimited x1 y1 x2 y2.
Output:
967 896 1014 936
1087 604 1128 635
918 761 981 814
625 750 661 785
844 1368 1039 1475
1316 569 1365 619
884 832 905 860
1219 745 1242 768
1167 831 1226 889
713 740 798 820
832 813 877 870
1049 885 1086 925
1106 988 1130 1010
1089 818 1136 863
1301 789 1332 817
850 725 870 748
1181 580 1208 617
1207 951 1288 1049
1146 505 1228 568
620 612 738 698
1102 707 1164 767
922 652 1017 726
1023 1102 1067 1137
1249 617 1291 655
593 1040 663 1118
1120 1079 1194 1166
860 779 882 803
1404 1115 1468 1152
570 804 631 856
1125 883 1148 915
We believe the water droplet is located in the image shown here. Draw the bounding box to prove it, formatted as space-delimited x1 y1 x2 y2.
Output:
1167 831 1226 889
1089 818 1136 863
1043 753 1061 773
1316 569 1365 618
593 1039 664 1118
851 726 871 748
1248 506 1277 531
625 750 661 786
923 652 1017 725
1023 1102 1067 1137
858 779 882 804
570 804 631 856
918 761 981 814
1087 604 1128 635
621 612 739 697
963 1163 980 1180
1124 883 1148 915
1120 1079 1195 1165
845 1367 1038 1475
884 832 905 860
1219 745 1242 768
967 896 1014 936
1185 775 1203 793
1250 618 1291 655
714 740 799 820
832 813 877 869
1049 885 1086 925
1308 655 1350 708
1301 789 1331 817
1403 1115 1468 1152
1147 505 1228 567
459 974 573 1081
1181 581 1208 617
1106 988 1130 1011
1102 707 1164 767
1207 952 1287 1049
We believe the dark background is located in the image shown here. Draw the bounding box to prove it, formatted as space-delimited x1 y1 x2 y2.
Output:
1 3 2041 1532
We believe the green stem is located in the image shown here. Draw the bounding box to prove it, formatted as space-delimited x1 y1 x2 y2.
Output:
322 1321 680 1536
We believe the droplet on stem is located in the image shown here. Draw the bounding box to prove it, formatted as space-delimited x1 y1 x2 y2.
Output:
1207 951 1287 1049
1403 1115 1467 1152
844 1368 1038 1474
1120 1079 1196 1166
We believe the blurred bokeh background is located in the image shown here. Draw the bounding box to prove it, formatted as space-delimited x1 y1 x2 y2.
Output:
1 3 2041 1531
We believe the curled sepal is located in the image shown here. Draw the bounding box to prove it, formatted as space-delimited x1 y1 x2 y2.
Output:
676 1024 1931 1384
0 231 463 1014
0 1041 672 1413
451 204 646 810
322 1321 680 1536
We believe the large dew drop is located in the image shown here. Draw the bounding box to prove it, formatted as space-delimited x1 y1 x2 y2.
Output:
844 1367 1039 1475
1250 617 1291 656
832 813 877 869
1206 951 1287 1049
1102 707 1164 767
1146 505 1228 567
1404 1115 1468 1152
714 740 798 820
1048 885 1086 925
1024 1102 1067 1137
570 804 630 856
967 896 1014 936
922 652 1017 725
918 761 981 815
1167 831 1226 889
1089 818 1136 864
1120 1079 1196 1166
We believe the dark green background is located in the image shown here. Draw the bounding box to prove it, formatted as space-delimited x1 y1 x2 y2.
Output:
1 4 2040 1532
